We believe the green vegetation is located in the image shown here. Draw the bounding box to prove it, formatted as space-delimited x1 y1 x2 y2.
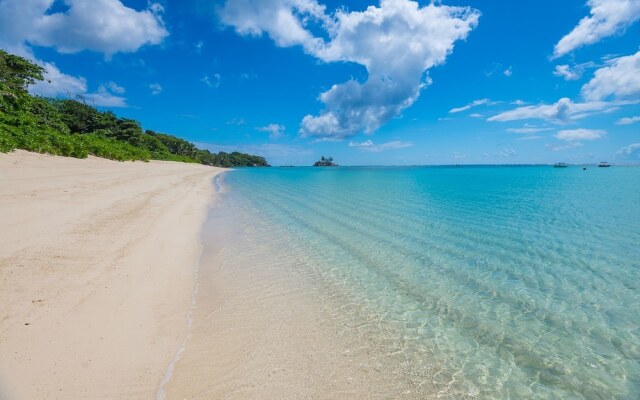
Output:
0 49 269 167
313 156 338 167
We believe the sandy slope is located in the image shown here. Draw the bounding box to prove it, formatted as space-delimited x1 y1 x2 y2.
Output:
0 151 222 400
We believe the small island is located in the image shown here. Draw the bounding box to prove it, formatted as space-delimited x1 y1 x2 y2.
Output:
313 156 338 167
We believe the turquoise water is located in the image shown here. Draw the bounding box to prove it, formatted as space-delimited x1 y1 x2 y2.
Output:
216 166 640 399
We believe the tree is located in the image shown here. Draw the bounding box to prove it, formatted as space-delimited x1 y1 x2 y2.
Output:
0 49 270 166
313 156 337 167
0 50 45 92
114 118 143 145
55 99 115 134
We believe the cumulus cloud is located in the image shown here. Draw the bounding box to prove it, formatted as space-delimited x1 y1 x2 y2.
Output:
581 51 640 100
555 128 606 141
257 123 286 139
1 1 167 106
617 143 640 158
503 67 513 77
487 97 637 123
616 115 640 124
348 139 413 152
218 0 329 53
0 0 168 57
219 0 480 139
449 98 497 113
553 0 640 57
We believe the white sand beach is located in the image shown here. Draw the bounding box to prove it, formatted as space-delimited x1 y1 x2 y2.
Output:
0 151 223 399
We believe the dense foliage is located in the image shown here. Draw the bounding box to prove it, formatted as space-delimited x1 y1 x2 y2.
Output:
0 50 269 166
313 156 338 166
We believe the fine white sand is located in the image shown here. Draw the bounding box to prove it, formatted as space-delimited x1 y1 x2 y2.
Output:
0 150 223 400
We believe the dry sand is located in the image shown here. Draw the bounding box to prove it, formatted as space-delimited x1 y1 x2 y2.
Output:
0 150 223 400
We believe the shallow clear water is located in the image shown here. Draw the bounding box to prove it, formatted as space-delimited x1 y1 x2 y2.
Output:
216 166 640 399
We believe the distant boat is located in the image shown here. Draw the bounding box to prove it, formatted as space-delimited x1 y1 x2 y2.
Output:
598 161 611 168
553 162 568 168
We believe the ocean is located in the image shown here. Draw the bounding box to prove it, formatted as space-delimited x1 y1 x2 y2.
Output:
205 165 640 399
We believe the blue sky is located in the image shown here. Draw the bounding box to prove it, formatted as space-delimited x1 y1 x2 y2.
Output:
1 0 639 165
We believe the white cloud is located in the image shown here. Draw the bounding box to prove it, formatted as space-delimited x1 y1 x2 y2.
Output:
449 98 496 113
581 51 640 100
149 83 162 95
453 152 467 160
348 139 413 152
0 0 168 57
469 113 484 118
104 81 125 94
517 135 543 140
553 0 640 57
218 0 329 53
257 123 286 139
616 115 640 124
26 61 126 107
303 2 480 139
1 1 166 106
617 143 640 158
83 89 127 108
29 61 87 97
484 62 510 77
202 74 221 88
238 72 258 80
554 65 581 80
555 128 606 141
487 97 637 123
554 62 599 81
226 118 246 126
220 0 480 139
499 148 516 157
507 126 553 134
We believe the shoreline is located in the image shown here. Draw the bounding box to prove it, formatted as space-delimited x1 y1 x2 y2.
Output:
161 182 428 399
0 150 224 399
